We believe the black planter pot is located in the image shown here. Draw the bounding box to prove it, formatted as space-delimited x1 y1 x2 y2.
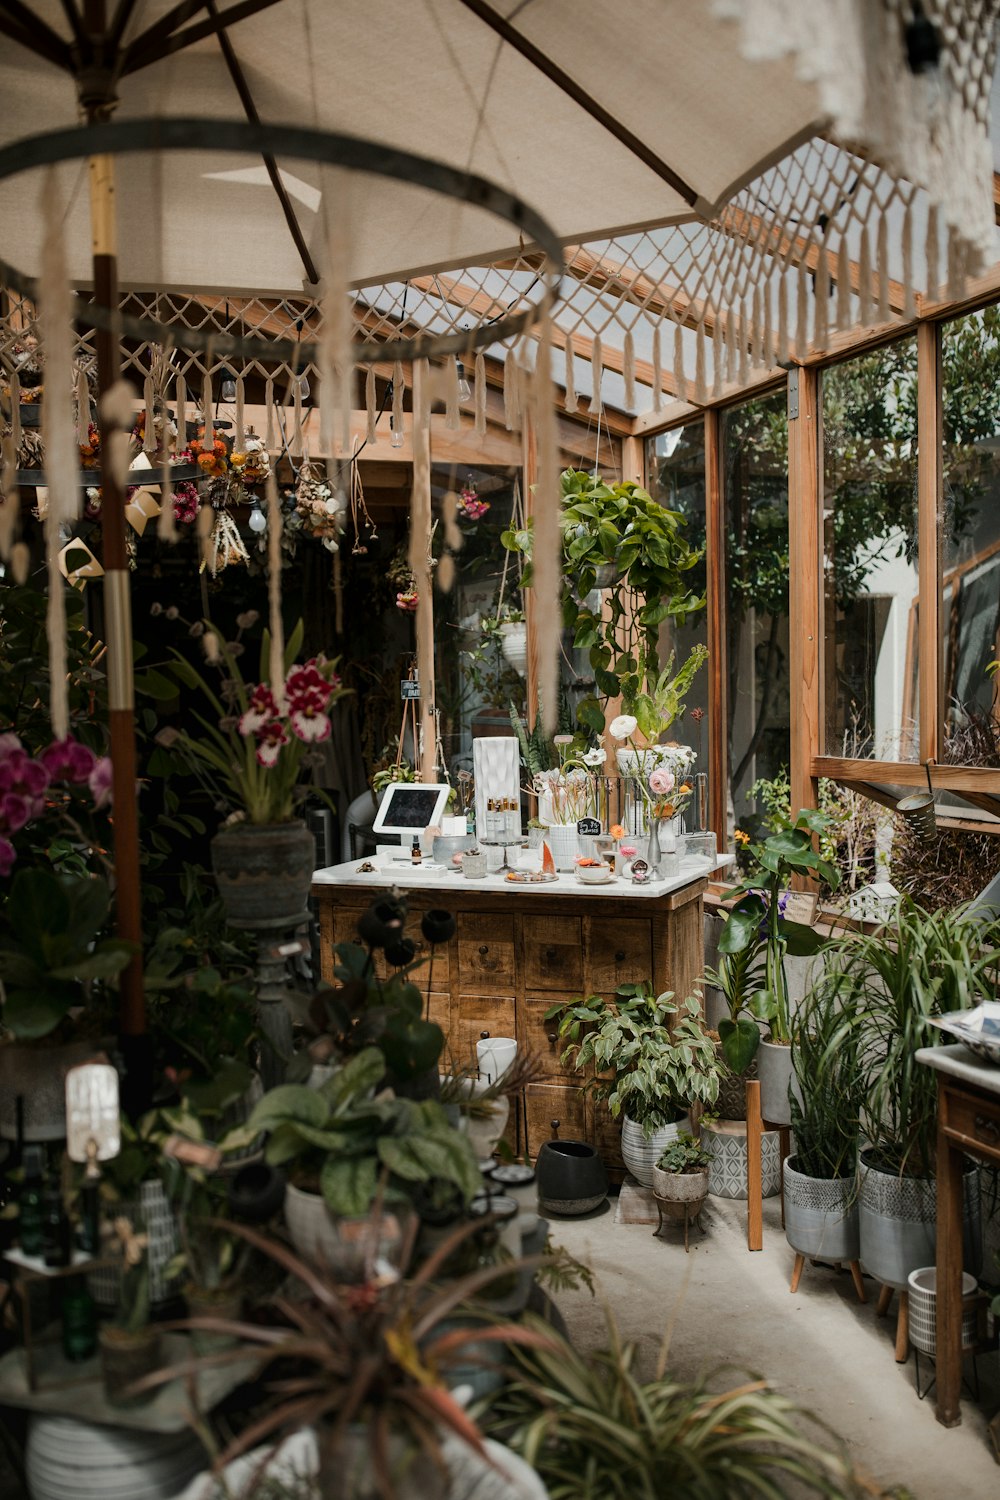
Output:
535 1138 607 1216
228 1162 287 1223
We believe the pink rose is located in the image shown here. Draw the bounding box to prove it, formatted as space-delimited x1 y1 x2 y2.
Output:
648 767 675 796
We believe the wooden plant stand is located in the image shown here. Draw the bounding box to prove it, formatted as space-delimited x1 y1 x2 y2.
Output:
652 1194 706 1253
789 1252 866 1303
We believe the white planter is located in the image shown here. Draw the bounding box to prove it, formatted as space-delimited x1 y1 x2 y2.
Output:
621 1113 690 1188
907 1266 979 1356
457 1083 511 1159
858 1155 981 1289
544 824 579 871
499 621 527 674
284 1181 342 1264
757 1039 794 1126
27 1415 204 1500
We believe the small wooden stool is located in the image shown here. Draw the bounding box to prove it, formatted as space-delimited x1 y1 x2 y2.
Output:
653 1194 705 1252
789 1252 867 1302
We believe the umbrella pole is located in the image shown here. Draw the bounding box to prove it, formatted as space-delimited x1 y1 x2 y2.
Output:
89 147 150 1116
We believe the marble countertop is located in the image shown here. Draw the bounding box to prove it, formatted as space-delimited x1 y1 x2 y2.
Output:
313 853 733 901
915 1042 1000 1096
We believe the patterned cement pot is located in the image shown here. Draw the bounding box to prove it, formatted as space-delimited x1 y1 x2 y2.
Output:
621 1113 691 1188
783 1157 859 1261
211 820 315 928
858 1153 981 1290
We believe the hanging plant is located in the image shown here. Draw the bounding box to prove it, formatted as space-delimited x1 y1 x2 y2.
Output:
457 482 490 522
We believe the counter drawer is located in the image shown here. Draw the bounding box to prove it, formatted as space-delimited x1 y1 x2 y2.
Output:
522 996 573 1080
450 994 516 1076
525 1083 588 1161
941 1085 1000 1159
523 916 584 992
457 913 516 989
372 926 450 990
590 1099 626 1172
586 918 652 991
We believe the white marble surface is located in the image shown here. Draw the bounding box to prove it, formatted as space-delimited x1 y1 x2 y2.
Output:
313 853 733 901
915 1042 1000 1095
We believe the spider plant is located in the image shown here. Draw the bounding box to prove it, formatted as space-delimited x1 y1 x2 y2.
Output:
788 976 865 1181
136 1211 555 1500
484 1312 894 1499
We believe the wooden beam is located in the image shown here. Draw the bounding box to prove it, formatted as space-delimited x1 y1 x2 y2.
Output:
917 321 942 765
704 407 728 849
813 757 1000 796
632 368 787 435
787 367 821 821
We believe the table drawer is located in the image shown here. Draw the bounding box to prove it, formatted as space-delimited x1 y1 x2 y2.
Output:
372 924 450 989
525 1083 588 1160
522 996 573 1080
523 916 584 992
450 994 516 1075
942 1085 1000 1159
590 1098 625 1171
586 917 652 992
457 914 516 989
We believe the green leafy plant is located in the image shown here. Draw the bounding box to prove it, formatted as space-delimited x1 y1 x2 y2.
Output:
656 1132 710 1174
484 1311 892 1500
709 809 838 1057
788 978 865 1181
548 985 723 1137
248 1048 481 1216
0 867 132 1040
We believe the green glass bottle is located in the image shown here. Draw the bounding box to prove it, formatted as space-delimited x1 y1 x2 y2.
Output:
61 1281 97 1362
18 1144 45 1258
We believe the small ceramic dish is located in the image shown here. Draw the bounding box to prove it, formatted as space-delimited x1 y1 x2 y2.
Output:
575 862 614 885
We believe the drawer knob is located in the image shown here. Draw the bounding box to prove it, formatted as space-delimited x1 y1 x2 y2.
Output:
974 1114 1000 1146
544 946 557 962
614 949 626 963
550 1119 560 1137
479 944 489 955
547 1032 558 1046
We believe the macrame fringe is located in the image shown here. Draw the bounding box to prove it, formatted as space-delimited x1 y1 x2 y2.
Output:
925 204 939 298
264 376 276 452
814 254 829 349
902 201 916 318
762 283 773 367
622 328 636 411
796 263 809 357
157 486 178 544
725 308 736 385
738 297 750 386
503 348 520 431
836 236 851 330
445 356 460 431
201 369 213 447
442 489 463 553
197 502 214 572
857 227 873 326
175 373 187 449
673 321 686 400
947 225 963 301
265 468 286 698
588 335 602 416
777 275 788 365
365 367 376 444
563 338 576 413
437 552 455 592
235 375 245 450
392 361 404 444
694 320 707 404
877 213 890 322
142 374 155 453
651 325 662 411
711 311 723 397
751 286 762 369
474 353 487 437
293 373 304 458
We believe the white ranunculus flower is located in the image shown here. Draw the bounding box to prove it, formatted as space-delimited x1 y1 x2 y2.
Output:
609 714 638 740
583 746 608 767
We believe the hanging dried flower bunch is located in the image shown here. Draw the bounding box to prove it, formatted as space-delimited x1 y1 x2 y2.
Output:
292 459 345 549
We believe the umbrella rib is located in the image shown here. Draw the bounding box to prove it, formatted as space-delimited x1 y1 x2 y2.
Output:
205 0 321 288
0 1 74 68
455 0 706 215
120 0 282 75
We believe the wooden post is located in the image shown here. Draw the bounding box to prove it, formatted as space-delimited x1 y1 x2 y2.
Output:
745 1079 763 1251
935 1080 966 1425
704 408 728 847
522 413 539 730
917 321 942 766
411 362 437 780
787 366 820 826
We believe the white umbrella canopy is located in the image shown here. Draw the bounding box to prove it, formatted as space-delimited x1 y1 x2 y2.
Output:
0 0 826 294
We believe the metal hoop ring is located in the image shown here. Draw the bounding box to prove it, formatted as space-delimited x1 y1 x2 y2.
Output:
0 117 563 363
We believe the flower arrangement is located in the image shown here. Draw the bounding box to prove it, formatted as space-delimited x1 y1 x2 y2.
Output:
228 432 270 488
533 734 598 825
189 428 229 478
647 764 694 823
169 622 348 825
291 462 345 548
395 588 419 613
0 731 112 877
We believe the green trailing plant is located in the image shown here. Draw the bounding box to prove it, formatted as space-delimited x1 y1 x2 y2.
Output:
709 809 838 1061
818 898 1000 1177
247 1047 481 1217
788 978 865 1181
548 984 723 1137
656 1132 711 1174
483 1311 893 1500
0 867 132 1041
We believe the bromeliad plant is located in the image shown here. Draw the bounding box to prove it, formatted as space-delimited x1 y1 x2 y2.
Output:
706 809 838 1071
166 619 347 825
549 984 723 1137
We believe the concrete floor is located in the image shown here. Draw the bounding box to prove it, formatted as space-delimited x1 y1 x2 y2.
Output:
547 1192 1000 1500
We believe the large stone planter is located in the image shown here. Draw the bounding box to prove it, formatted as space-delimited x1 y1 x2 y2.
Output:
621 1113 691 1189
651 1163 709 1205
757 1039 794 1126
211 820 315 929
27 1414 204 1500
0 1037 107 1142
702 1118 781 1199
857 1154 982 1290
783 1157 859 1261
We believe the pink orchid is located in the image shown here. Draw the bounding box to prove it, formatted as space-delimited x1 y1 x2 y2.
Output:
40 737 96 784
239 684 278 737
0 837 15 877
290 705 332 743
648 767 675 796
0 792 31 833
89 756 113 809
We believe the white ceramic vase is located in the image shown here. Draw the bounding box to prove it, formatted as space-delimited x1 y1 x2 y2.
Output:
499 622 528 674
544 824 579 870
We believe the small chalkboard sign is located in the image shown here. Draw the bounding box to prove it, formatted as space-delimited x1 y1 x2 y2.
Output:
576 817 602 836
400 678 421 700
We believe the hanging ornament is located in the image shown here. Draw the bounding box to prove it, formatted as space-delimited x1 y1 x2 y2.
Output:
457 477 489 522
201 509 249 576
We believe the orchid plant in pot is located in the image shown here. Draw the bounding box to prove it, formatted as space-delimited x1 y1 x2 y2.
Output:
166 619 347 927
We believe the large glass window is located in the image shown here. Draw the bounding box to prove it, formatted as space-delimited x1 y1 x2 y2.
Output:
646 421 708 762
940 306 1000 766
821 337 919 761
721 391 790 833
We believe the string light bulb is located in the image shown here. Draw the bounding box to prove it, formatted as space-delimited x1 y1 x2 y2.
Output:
298 372 311 402
220 370 237 404
456 359 472 403
390 416 405 449
248 500 267 534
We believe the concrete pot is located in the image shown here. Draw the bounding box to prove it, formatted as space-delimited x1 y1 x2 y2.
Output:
0 1037 107 1142
284 1181 340 1264
621 1113 691 1188
211 819 315 929
536 1137 607 1215
98 1325 164 1408
858 1154 981 1290
783 1157 859 1260
757 1039 794 1126
27 1414 203 1500
651 1163 709 1205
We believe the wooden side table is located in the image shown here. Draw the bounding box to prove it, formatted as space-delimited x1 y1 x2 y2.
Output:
915 1044 1000 1429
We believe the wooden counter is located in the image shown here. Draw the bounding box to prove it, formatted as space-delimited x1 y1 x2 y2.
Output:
312 857 720 1175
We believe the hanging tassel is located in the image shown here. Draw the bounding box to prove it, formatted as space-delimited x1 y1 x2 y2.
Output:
673 321 686 400
437 552 455 592
796 263 809 357
738 297 750 386
902 202 916 318
443 489 463 552
197 499 214 572
588 334 602 416
474 352 487 438
946 224 963 300
836 237 851 329
777 276 788 366
201 369 213 447
651 325 662 411
857 225 869 325
445 355 460 431
292 372 304 458
623 328 636 411
75 365 92 446
264 376 276 453
392 361 404 446
365 366 376 444
814 254 829 349
712 309 724 397
143 373 156 452
877 213 890 322
563 338 576 413
175 372 187 450
265 467 286 698
925 204 939 298
9 371 20 452
750 287 762 368
101 380 134 493
235 374 245 450
504 347 520 430
694 321 708 404
157 486 178 544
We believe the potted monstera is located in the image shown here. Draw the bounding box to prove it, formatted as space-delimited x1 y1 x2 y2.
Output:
549 984 723 1188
